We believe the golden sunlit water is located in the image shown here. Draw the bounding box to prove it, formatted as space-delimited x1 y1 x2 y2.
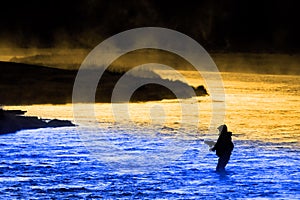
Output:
5 71 300 146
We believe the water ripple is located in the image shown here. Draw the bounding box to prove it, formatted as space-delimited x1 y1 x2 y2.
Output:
0 127 299 199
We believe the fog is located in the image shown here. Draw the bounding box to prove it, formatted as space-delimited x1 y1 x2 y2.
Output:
1 47 299 75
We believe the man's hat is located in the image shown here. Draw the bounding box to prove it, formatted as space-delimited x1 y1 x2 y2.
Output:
217 124 227 131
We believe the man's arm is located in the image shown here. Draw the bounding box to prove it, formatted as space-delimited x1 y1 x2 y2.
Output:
210 142 219 151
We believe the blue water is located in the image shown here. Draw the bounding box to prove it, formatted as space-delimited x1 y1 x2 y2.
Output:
0 127 299 199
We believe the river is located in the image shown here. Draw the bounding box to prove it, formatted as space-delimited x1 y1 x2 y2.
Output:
2 71 300 199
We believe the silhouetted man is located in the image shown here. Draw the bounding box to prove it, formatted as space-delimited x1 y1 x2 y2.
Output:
211 124 234 172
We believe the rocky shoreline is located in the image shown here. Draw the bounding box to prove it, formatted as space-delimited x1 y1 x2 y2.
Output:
0 109 75 134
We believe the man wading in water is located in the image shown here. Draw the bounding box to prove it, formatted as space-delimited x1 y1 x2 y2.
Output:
211 124 234 172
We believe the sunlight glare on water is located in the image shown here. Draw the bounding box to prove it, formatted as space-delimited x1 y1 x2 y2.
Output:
5 71 300 145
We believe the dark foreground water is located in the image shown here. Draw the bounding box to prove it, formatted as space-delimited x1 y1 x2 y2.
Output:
0 127 299 199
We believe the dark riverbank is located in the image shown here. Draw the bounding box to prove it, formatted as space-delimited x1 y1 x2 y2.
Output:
0 109 74 134
0 61 207 105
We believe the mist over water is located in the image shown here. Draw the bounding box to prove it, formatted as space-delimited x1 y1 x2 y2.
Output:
1 48 300 75
0 48 89 69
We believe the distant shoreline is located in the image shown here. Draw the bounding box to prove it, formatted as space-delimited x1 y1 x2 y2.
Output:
0 61 207 105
